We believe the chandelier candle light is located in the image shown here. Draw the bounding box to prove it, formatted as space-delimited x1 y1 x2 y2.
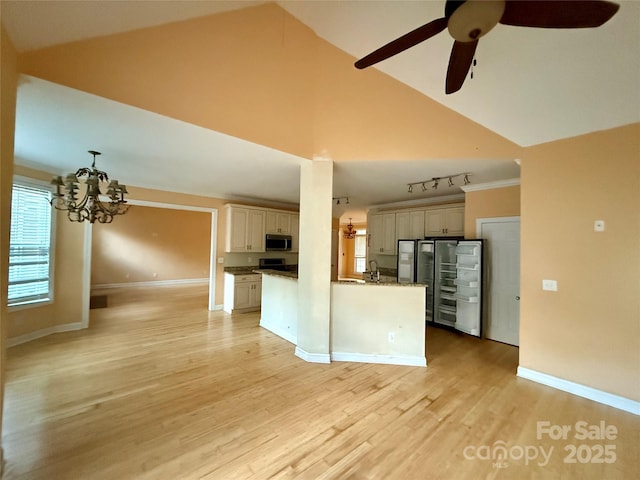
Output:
51 150 129 223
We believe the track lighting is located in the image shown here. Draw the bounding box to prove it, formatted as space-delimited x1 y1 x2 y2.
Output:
406 172 471 194
333 196 351 205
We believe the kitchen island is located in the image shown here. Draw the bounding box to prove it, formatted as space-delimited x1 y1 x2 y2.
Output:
259 270 427 367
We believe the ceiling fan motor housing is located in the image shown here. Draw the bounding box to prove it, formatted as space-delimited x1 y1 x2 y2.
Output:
446 0 506 42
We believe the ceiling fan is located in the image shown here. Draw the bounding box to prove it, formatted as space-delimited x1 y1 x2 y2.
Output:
354 0 620 94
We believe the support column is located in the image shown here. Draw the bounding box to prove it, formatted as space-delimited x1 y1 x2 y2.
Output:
296 156 333 363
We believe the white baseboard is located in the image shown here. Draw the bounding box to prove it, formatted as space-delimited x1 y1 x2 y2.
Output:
259 320 297 345
8 322 86 348
331 352 427 367
211 304 223 311
517 366 640 416
92 278 209 289
295 346 330 364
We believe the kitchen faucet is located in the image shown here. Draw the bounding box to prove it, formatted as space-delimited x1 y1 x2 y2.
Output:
368 260 380 282
368 260 378 273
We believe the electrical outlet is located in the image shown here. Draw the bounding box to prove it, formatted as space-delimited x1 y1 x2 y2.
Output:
388 332 395 343
542 279 558 291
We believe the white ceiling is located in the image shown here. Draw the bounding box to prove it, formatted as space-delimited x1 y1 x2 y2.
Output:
3 1 639 222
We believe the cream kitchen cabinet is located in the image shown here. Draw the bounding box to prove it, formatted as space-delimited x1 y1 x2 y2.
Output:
425 206 464 236
265 211 292 234
369 213 396 255
223 273 262 313
225 205 266 252
395 210 426 240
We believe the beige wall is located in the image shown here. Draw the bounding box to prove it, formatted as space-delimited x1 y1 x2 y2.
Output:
464 185 521 237
8 166 89 340
312 40 521 161
122 187 227 306
91 205 211 286
1 23 18 464
520 124 640 401
18 3 317 159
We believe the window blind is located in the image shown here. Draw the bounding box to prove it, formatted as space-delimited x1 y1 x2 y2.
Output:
9 183 53 306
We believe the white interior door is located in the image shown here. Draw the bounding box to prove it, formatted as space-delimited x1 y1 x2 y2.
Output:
478 218 520 346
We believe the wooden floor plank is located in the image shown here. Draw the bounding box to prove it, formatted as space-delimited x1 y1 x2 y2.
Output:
2 284 638 479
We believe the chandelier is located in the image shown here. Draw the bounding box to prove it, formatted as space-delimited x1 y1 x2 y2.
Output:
50 150 129 224
344 218 356 239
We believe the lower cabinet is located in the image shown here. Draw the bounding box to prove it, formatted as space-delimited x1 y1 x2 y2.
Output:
223 273 262 314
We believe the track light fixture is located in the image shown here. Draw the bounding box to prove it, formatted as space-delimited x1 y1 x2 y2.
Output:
333 196 350 205
406 172 471 194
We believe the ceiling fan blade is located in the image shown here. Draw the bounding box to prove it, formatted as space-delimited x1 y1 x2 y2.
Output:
355 17 448 69
500 0 620 28
446 40 478 94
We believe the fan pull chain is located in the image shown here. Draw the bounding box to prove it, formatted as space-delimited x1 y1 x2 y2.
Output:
471 57 477 80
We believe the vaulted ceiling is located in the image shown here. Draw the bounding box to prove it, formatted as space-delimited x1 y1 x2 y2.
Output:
2 1 639 220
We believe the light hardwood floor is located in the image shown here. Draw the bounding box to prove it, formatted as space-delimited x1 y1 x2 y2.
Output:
3 285 638 479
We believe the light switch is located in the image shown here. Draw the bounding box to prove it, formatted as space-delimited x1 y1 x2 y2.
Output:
594 220 605 232
542 279 558 291
217 257 224 264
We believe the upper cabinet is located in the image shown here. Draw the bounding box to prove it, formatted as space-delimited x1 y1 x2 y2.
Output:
369 204 465 255
226 205 266 252
225 204 299 253
396 211 426 240
265 211 292 235
425 206 464 236
369 213 396 255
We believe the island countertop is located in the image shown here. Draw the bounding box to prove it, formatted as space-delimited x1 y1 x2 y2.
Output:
257 269 427 287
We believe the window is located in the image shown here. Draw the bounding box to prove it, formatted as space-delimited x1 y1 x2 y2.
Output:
354 229 367 273
8 179 54 307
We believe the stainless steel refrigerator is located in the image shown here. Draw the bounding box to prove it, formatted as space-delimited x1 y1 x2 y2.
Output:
397 239 434 322
399 238 483 336
433 239 483 337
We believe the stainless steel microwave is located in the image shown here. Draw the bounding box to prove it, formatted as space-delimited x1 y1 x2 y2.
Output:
265 234 292 251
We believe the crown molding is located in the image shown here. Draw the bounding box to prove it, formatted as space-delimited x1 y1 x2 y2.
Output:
460 178 520 192
370 193 465 211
